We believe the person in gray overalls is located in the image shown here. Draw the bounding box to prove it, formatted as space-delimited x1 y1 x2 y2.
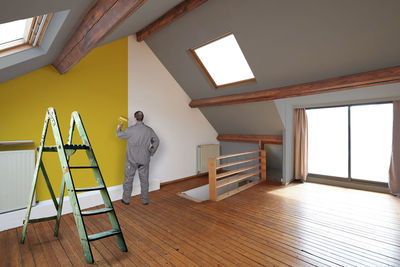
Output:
116 111 159 205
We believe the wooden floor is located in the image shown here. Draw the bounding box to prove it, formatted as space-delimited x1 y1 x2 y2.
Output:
2 177 400 266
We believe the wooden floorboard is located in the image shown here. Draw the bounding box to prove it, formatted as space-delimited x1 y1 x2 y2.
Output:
2 177 400 266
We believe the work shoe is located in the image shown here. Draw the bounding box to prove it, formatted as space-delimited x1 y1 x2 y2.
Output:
142 199 149 205
121 199 129 205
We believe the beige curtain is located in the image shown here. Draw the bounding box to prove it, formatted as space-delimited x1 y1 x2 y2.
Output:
294 108 308 181
389 101 400 197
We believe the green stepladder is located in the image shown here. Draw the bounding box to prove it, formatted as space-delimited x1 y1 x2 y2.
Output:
20 107 127 264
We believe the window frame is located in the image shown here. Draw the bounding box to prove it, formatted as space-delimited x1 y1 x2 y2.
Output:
189 32 256 89
0 13 53 57
306 101 393 186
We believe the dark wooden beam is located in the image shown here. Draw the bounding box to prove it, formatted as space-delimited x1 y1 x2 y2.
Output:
217 134 283 145
53 0 146 74
189 65 400 108
136 0 208 42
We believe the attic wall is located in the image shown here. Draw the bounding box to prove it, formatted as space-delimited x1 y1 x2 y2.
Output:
200 101 283 135
200 101 284 182
127 36 218 183
0 38 128 201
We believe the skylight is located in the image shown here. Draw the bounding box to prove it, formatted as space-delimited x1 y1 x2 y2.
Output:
0 14 52 57
0 19 28 46
191 33 255 88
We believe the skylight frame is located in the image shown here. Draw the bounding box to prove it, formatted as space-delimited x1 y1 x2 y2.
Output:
190 32 256 89
0 14 53 58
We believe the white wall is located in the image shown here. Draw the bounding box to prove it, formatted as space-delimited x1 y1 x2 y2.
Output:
127 35 218 184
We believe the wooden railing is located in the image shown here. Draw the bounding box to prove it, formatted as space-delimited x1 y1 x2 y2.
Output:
208 150 266 201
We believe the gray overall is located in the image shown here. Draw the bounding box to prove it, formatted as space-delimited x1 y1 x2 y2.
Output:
116 122 159 203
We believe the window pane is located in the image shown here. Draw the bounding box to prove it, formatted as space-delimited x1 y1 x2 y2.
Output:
307 107 348 178
350 104 392 183
0 19 28 45
194 34 255 86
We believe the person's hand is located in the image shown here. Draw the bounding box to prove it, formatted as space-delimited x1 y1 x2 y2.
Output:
118 122 123 129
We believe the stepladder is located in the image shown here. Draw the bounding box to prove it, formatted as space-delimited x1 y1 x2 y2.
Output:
20 107 127 263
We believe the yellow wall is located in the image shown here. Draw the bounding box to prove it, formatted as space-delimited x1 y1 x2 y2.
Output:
0 38 128 201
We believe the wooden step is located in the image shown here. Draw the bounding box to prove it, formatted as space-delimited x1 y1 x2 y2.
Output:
81 207 113 216
41 144 90 152
69 166 98 169
75 185 105 192
24 215 57 224
88 229 121 241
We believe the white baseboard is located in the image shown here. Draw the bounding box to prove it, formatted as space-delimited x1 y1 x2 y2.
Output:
0 180 160 232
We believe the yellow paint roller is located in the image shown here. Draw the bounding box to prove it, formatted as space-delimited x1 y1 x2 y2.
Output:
118 116 128 123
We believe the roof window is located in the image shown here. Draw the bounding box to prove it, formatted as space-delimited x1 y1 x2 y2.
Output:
0 14 52 57
190 33 256 89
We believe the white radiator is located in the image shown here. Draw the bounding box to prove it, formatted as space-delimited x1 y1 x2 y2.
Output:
197 144 220 174
0 150 35 213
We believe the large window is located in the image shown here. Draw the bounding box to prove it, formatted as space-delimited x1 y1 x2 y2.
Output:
307 103 393 183
308 107 348 178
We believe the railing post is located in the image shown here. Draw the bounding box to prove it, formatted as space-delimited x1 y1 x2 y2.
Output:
208 157 217 201
260 150 267 182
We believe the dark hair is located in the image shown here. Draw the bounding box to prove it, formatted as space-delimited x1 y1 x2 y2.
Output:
134 111 144 121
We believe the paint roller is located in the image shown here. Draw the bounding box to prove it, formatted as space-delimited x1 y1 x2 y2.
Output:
118 116 128 123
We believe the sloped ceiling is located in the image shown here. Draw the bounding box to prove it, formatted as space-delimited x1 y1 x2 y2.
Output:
3 0 400 136
101 0 182 46
0 0 183 83
144 0 400 135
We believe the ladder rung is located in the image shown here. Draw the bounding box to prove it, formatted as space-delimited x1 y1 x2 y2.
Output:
64 144 90 150
40 144 90 152
75 185 105 192
81 207 113 216
88 229 121 241
24 215 58 224
69 166 98 169
41 146 58 152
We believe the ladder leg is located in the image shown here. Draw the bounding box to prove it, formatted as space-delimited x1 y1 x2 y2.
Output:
88 150 127 252
68 111 127 259
54 175 65 237
21 113 50 243
74 111 128 252
71 199 93 263
56 120 75 237
108 211 128 252
48 108 95 263
65 172 94 263
40 162 59 210
21 161 41 243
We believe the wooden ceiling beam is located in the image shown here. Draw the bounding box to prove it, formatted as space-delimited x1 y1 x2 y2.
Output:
53 0 146 74
136 0 208 42
217 134 283 145
189 65 400 108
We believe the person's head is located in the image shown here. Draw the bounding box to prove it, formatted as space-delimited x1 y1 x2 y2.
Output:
134 111 144 122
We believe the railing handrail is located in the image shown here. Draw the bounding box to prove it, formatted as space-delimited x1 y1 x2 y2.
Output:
216 170 261 189
216 157 261 170
216 163 261 180
208 149 267 201
215 149 261 160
